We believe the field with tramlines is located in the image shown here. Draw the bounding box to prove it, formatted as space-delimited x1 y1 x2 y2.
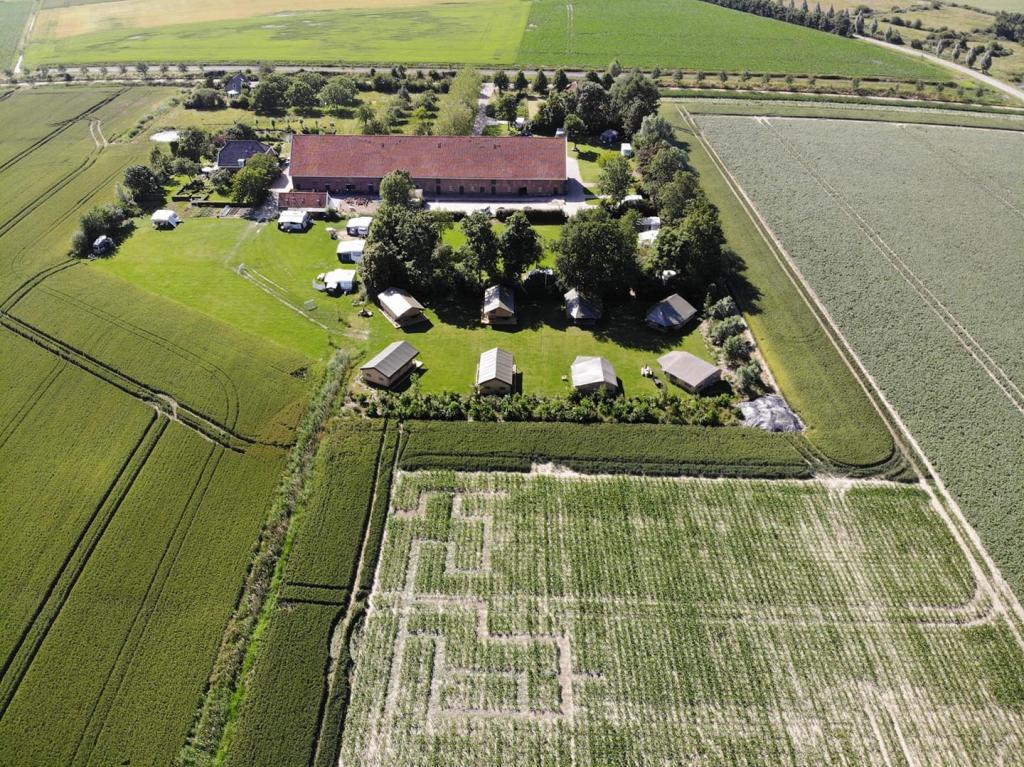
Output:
0 86 314 766
692 114 1024 600
341 470 1024 765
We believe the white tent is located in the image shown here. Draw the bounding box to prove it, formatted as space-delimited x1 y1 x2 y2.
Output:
278 210 311 232
570 355 617 393
639 216 661 231
337 238 366 263
620 142 634 157
346 216 373 237
318 269 356 294
151 209 181 228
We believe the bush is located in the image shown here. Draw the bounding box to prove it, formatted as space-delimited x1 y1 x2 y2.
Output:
709 315 745 345
705 295 738 320
722 334 749 364
736 360 764 395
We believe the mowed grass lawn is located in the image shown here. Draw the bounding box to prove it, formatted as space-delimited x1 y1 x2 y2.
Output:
99 216 712 396
26 0 945 81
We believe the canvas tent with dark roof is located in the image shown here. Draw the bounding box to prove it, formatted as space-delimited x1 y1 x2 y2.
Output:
646 293 697 331
361 341 419 389
481 285 515 325
290 135 567 198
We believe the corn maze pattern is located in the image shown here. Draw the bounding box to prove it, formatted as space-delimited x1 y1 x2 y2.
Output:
341 471 1024 766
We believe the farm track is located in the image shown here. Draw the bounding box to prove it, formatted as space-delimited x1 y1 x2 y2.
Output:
68 440 225 767
0 413 167 720
682 106 1024 647
758 117 1024 416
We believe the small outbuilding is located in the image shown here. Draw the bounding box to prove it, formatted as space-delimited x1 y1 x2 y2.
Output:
658 350 721 394
224 73 250 98
378 287 427 328
646 293 698 331
564 288 601 325
92 235 114 255
151 209 181 229
476 347 516 395
481 284 516 325
278 191 328 213
346 216 373 237
337 239 366 263
360 341 419 389
571 355 618 393
316 269 356 295
216 140 274 172
278 210 312 232
620 142 634 158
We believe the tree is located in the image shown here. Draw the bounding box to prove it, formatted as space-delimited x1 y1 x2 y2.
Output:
458 211 501 285
72 204 130 257
658 170 700 224
609 72 660 136
252 74 289 114
533 91 573 134
514 70 529 92
495 91 520 127
230 152 279 205
294 70 326 91
532 69 549 95
185 87 225 110
597 154 632 206
554 207 638 298
574 80 611 134
493 70 509 92
497 211 541 280
210 168 233 194
553 69 569 92
632 113 674 153
564 113 585 150
380 169 414 207
148 145 172 182
608 58 623 78
640 145 688 202
122 165 165 209
175 128 211 162
319 76 358 112
967 46 980 67
854 11 864 35
286 80 318 113
981 52 993 72
361 203 440 294
650 194 725 292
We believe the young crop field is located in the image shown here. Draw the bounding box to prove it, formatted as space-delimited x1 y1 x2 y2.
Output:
692 114 1024 598
0 85 316 766
341 469 1024 764
0 1 32 69
23 0 948 80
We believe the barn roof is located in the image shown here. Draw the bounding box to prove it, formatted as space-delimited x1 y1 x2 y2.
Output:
290 135 566 182
477 347 515 386
361 341 419 378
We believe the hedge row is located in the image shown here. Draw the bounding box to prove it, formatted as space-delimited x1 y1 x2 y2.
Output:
399 421 811 478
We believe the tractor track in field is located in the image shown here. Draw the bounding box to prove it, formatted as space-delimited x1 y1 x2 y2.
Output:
0 414 168 721
69 441 226 766
0 357 63 452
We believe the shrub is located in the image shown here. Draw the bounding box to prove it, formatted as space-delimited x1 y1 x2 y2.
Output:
722 334 749 364
705 295 738 320
709 315 745 345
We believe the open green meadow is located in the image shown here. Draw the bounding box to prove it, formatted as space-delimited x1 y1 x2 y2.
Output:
340 468 1024 764
0 86 314 765
22 0 947 80
693 113 1024 597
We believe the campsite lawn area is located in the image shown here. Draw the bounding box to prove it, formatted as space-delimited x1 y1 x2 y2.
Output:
98 215 714 397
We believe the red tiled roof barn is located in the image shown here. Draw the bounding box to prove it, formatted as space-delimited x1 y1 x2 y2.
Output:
289 135 567 198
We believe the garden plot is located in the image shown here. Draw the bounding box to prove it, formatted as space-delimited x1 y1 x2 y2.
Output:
692 114 1024 602
341 470 1024 765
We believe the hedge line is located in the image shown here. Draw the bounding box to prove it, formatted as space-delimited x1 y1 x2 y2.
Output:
398 421 811 478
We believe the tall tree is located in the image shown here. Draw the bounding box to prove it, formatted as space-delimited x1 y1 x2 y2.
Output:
514 70 529 92
554 207 638 298
532 69 549 95
230 153 280 205
498 212 542 280
609 72 660 136
597 155 633 206
319 76 358 112
553 69 570 92
650 194 726 291
564 113 585 150
286 80 318 113
459 211 501 284
574 81 611 134
252 73 289 114
380 170 415 207
493 70 510 92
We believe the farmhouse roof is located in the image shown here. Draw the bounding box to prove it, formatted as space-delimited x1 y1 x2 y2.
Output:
361 341 419 378
483 284 515 315
658 351 719 389
290 135 567 182
216 140 273 169
477 347 515 386
564 288 601 321
646 294 697 329
571 355 617 389
278 191 327 209
378 287 424 319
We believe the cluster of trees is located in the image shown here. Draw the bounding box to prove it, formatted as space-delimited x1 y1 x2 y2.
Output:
431 69 483 135
699 0 854 37
532 70 660 137
704 296 764 394
994 12 1024 43
70 204 133 257
360 171 543 296
357 387 735 426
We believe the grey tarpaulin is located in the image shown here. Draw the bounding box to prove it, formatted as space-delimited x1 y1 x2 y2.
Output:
739 394 803 432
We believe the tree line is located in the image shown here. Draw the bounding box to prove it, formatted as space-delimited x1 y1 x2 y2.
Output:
697 0 854 37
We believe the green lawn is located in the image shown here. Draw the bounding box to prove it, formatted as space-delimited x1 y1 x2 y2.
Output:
571 141 621 187
98 216 713 397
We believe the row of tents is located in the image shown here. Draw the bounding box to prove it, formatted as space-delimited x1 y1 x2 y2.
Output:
360 341 721 395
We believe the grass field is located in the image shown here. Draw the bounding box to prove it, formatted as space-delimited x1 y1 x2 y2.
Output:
0 86 315 766
340 469 1024 764
694 114 1024 598
23 0 948 80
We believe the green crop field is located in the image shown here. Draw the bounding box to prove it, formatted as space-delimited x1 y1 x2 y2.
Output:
0 1 31 68
340 469 1024 764
22 0 948 80
693 114 1024 598
0 86 316 766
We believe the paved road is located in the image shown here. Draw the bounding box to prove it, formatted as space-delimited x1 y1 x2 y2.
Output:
855 35 1024 105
